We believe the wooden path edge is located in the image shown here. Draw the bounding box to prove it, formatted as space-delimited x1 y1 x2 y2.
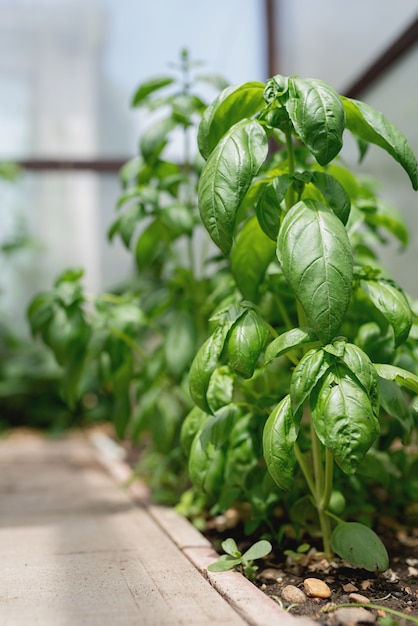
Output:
89 430 316 626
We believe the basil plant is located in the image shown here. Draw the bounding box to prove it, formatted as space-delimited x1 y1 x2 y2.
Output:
189 74 418 567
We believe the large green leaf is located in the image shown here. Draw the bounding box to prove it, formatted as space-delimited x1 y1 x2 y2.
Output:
140 117 177 163
255 175 290 240
342 97 418 190
374 363 418 394
135 219 165 270
364 200 409 246
331 522 389 572
109 204 144 248
199 403 239 449
198 82 265 159
290 348 331 416
206 366 234 414
379 378 413 439
189 325 229 413
164 310 197 379
226 308 270 379
188 436 225 496
324 339 380 418
131 76 175 107
198 119 268 255
286 78 345 165
277 199 353 342
230 216 276 301
302 171 351 225
265 327 318 365
180 405 208 456
263 395 298 490
310 364 380 474
360 278 412 347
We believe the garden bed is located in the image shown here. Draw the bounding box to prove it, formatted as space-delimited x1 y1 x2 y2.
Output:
91 429 418 626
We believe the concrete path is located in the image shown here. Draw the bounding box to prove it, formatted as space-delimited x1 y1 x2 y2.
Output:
0 430 249 626
0 430 313 626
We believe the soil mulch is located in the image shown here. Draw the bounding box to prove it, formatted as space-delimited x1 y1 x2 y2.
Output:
207 523 418 625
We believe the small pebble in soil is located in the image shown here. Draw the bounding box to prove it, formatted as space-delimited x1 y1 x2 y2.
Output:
343 583 359 593
303 577 332 598
349 593 370 604
332 607 376 625
281 585 307 604
257 568 284 584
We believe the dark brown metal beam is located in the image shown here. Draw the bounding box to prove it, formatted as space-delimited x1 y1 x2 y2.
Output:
13 158 131 172
264 0 280 78
343 14 418 98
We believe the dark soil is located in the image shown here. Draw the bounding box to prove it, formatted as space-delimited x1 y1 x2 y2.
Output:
121 432 418 624
208 523 418 625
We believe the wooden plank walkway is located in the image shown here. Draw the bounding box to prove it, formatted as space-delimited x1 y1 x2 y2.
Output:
0 430 249 626
0 430 312 626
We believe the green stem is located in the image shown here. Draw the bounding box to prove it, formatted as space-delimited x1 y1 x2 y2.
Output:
294 444 316 498
310 417 333 559
322 603 418 625
285 129 296 210
321 447 334 510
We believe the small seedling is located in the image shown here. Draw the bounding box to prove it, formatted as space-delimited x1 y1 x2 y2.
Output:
207 537 272 580
284 542 311 563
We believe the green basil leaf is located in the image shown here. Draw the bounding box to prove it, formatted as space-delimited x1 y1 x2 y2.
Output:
131 76 175 107
265 327 318 365
331 522 389 572
140 117 177 163
255 175 290 240
198 119 268 255
378 378 413 440
135 220 165 270
195 73 229 91
159 204 195 236
180 405 208 455
374 363 418 394
342 96 418 190
198 82 265 159
360 278 412 347
189 325 229 413
210 302 247 326
188 436 225 496
309 171 351 225
328 340 380 418
263 395 298 490
277 199 353 342
164 310 197 379
226 308 270 379
112 356 134 438
286 78 345 165
290 347 331 416
199 403 239 449
310 364 380 474
230 216 276 301
364 201 409 246
206 366 234 414
109 204 144 248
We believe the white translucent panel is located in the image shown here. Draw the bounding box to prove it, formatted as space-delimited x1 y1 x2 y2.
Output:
278 0 418 92
344 44 418 297
0 0 264 159
0 172 133 333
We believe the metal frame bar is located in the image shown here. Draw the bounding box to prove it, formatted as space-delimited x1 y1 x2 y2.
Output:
343 14 418 97
13 158 129 172
9 7 418 173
